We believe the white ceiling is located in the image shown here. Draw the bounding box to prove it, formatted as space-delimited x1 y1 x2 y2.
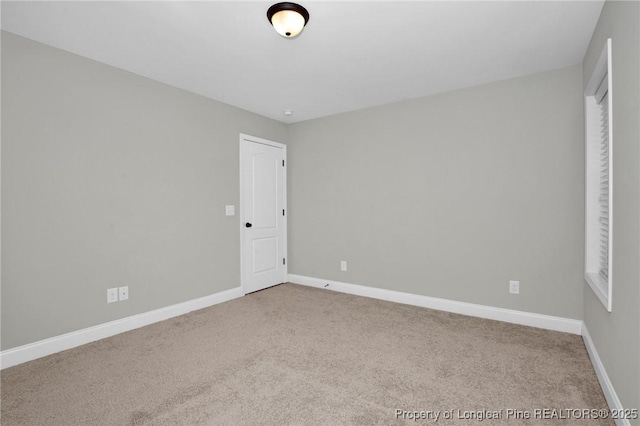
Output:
1 1 604 123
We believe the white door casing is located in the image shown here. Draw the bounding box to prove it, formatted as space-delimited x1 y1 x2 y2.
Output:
239 134 287 294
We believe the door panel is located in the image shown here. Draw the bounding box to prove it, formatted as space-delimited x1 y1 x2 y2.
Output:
252 237 278 273
252 155 278 229
241 135 286 293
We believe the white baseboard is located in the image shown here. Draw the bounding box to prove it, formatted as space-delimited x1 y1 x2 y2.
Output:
288 274 583 335
0 286 244 370
582 324 630 426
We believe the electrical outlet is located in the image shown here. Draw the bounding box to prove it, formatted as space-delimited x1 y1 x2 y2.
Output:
340 261 347 271
509 280 520 294
118 286 129 301
107 288 118 304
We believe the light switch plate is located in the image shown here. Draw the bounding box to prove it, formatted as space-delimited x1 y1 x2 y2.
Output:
107 288 118 304
225 205 235 216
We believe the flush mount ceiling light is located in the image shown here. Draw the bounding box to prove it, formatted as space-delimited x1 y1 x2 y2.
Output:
267 2 309 38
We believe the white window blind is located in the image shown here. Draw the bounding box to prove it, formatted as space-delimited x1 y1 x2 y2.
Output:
597 88 609 284
585 38 612 312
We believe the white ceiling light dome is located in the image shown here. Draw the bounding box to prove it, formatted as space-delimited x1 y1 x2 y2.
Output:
267 2 309 38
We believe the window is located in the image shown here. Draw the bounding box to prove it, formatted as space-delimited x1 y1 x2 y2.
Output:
584 38 612 312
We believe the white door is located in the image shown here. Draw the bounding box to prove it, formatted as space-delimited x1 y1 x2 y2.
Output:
240 134 287 294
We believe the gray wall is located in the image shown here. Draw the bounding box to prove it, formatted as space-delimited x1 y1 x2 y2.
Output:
582 0 640 412
1 32 288 350
288 65 585 320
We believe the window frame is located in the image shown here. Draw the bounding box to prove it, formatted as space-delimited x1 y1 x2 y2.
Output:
584 38 613 312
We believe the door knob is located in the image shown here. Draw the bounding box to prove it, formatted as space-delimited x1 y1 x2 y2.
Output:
245 222 252 228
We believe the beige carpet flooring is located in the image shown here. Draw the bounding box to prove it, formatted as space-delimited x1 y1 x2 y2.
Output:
1 283 611 425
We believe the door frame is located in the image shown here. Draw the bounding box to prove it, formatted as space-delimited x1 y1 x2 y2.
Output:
239 133 287 294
